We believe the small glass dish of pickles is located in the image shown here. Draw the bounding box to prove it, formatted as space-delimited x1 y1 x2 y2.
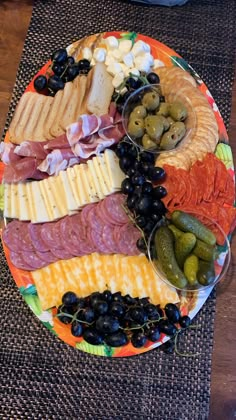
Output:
147 210 231 293
122 84 196 153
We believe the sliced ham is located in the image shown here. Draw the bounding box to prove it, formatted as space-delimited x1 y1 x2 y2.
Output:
3 157 39 183
14 141 48 159
37 148 80 175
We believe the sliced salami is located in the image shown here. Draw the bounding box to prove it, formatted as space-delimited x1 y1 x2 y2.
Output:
80 203 97 226
59 216 85 256
50 247 74 260
35 250 57 264
116 223 141 256
69 213 87 241
3 220 34 252
90 228 112 254
21 250 48 269
10 251 35 271
102 224 119 254
97 200 117 226
103 193 129 225
87 206 105 233
40 221 63 249
28 223 50 252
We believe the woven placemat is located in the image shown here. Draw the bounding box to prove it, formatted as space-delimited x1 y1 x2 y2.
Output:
0 0 236 419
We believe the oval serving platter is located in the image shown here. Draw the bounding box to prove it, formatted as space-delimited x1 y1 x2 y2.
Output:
0 31 234 357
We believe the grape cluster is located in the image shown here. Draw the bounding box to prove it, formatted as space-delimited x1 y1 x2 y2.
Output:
56 290 191 349
112 72 160 115
34 48 91 96
116 139 167 252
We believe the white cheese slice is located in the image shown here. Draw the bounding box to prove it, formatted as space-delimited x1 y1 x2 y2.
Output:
59 170 78 211
80 163 99 203
47 176 68 219
3 184 11 218
66 167 82 208
18 182 31 221
104 149 126 190
10 183 20 219
38 179 56 222
75 164 91 204
30 181 50 223
92 156 110 196
87 159 105 200
68 166 88 207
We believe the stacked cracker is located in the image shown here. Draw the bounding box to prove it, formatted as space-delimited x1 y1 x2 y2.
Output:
155 67 219 170
8 62 114 144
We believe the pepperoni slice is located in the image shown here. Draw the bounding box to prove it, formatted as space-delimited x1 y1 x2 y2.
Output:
35 250 57 264
103 193 129 225
90 228 112 254
10 251 35 271
98 200 118 226
87 206 105 233
80 203 97 226
50 247 74 260
28 223 50 252
59 216 85 256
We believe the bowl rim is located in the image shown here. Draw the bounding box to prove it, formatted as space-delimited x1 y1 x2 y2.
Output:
147 211 232 293
121 83 196 155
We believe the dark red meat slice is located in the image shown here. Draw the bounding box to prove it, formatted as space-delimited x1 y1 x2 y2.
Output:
59 216 85 256
87 206 105 233
50 247 74 260
102 224 119 253
97 200 118 226
3 220 34 252
3 157 38 183
28 223 50 252
116 223 141 256
90 229 112 254
103 193 129 225
21 250 48 269
9 251 35 271
80 203 97 226
40 221 63 249
35 250 57 264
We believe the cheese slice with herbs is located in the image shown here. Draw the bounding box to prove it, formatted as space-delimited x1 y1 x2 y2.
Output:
3 150 125 223
32 253 179 310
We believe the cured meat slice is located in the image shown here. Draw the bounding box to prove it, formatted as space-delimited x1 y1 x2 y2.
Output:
80 203 97 226
90 228 111 254
3 220 35 252
21 250 48 269
59 216 85 256
50 247 75 260
116 223 141 256
97 200 118 226
3 157 39 184
9 251 34 271
87 206 105 233
40 222 63 249
35 250 57 264
103 193 129 225
102 224 119 253
28 223 50 252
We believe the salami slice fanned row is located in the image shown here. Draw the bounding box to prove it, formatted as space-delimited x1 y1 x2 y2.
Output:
2 193 141 271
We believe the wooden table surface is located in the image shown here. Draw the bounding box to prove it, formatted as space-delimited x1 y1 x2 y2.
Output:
0 1 235 418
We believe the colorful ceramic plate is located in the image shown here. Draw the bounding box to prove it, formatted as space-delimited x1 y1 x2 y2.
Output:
0 31 234 357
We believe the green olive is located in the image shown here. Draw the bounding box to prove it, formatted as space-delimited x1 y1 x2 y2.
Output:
142 91 160 111
130 105 147 119
128 118 145 138
142 134 157 150
169 102 188 121
166 116 175 127
145 115 164 143
160 121 186 150
157 115 170 132
156 102 169 117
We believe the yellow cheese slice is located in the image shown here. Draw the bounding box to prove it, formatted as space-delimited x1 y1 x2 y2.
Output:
32 253 179 310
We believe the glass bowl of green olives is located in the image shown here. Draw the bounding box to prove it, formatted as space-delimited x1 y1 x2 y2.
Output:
147 210 231 293
122 84 195 153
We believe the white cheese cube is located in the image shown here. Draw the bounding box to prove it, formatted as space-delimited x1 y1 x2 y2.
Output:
93 48 107 63
110 48 123 62
124 67 140 78
112 72 125 89
132 40 151 56
107 62 123 76
123 52 134 68
104 36 119 50
118 39 132 53
134 55 151 73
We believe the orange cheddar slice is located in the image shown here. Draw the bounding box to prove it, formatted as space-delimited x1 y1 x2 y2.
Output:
32 253 179 311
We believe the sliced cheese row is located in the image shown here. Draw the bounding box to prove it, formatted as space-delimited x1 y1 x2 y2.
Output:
4 149 125 223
